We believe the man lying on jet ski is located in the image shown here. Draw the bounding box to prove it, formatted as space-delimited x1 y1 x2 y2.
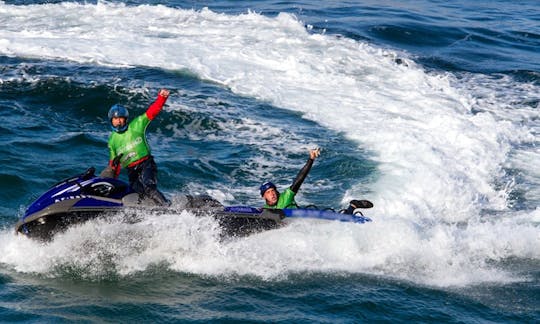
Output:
259 148 372 214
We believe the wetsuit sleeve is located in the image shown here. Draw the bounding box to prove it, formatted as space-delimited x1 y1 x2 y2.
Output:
145 93 168 120
290 157 314 193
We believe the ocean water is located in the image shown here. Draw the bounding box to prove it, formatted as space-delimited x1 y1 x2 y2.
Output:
0 0 539 322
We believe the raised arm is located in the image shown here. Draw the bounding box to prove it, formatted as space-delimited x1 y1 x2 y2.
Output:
290 148 320 193
146 89 170 120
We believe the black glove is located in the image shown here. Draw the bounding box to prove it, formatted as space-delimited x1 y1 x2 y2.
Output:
112 153 124 168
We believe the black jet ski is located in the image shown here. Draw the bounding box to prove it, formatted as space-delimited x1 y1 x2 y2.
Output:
15 168 372 241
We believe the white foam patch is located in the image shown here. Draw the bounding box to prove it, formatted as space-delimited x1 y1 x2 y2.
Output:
0 210 223 278
0 2 538 287
1 210 537 286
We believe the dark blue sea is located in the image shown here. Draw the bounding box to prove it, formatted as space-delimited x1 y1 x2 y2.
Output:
1 0 539 322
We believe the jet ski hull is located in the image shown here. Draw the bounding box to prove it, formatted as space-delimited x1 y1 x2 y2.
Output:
15 168 285 241
16 206 285 241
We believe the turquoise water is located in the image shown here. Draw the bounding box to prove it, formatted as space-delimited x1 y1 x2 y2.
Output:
0 0 538 322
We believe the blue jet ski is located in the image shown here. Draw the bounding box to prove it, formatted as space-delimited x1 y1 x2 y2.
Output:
15 168 371 240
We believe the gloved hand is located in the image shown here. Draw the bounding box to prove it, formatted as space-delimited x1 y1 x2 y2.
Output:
112 153 123 168
100 154 123 178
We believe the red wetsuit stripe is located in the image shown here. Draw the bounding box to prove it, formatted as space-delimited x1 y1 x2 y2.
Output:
128 155 150 168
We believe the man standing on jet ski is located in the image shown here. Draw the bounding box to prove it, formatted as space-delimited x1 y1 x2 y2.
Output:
260 148 321 209
101 89 170 206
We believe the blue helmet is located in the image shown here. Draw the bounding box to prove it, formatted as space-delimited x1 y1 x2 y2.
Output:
108 104 129 132
260 181 277 196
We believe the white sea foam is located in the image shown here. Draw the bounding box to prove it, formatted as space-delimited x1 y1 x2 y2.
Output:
0 2 538 287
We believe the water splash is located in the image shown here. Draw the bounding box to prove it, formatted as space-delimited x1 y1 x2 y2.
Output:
0 2 538 287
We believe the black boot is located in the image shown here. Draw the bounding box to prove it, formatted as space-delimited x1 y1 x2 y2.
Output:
148 189 171 207
344 199 374 214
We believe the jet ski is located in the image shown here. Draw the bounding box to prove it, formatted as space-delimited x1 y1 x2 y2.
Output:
15 168 372 241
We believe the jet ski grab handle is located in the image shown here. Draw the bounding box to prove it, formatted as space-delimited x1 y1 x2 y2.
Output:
81 167 96 180
48 167 96 190
55 157 118 188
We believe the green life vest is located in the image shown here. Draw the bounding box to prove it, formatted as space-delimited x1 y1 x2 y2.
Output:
264 188 298 209
107 114 152 168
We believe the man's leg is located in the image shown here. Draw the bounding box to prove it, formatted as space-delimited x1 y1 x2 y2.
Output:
139 157 170 206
